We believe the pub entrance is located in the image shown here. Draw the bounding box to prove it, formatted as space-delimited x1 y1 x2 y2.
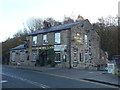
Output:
41 51 47 66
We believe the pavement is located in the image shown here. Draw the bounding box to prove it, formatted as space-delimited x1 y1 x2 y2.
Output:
3 65 120 87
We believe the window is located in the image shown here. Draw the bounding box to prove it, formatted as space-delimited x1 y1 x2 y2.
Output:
55 52 61 62
80 53 84 61
73 33 82 43
32 51 37 61
73 48 78 62
85 54 88 61
33 36 37 46
20 51 24 61
12 52 15 61
27 55 29 60
85 49 89 53
43 34 48 45
84 35 88 44
55 32 60 44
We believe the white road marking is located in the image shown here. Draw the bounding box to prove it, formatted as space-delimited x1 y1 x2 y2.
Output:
2 73 50 88
88 72 94 73
0 80 8 83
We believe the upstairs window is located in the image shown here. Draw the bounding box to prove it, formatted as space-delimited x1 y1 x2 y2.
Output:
84 35 88 44
43 34 48 45
33 36 37 46
55 32 60 44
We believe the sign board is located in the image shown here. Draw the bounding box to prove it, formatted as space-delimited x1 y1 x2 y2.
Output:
107 63 115 74
32 46 54 50
54 45 67 51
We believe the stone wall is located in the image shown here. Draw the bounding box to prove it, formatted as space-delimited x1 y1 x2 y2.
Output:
70 20 101 69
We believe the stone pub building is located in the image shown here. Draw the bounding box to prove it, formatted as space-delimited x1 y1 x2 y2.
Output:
10 19 103 69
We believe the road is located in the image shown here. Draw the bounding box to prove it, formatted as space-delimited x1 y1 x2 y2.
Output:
1 66 118 88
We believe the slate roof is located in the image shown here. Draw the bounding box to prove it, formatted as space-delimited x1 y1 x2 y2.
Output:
11 44 25 50
29 19 88 36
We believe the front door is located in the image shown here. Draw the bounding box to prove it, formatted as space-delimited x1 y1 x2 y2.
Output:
41 52 47 66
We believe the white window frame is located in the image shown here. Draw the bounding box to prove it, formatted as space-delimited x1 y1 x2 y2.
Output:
55 52 61 62
73 50 78 62
20 51 24 61
33 36 37 46
84 35 88 44
85 53 88 61
55 32 60 44
43 34 48 45
12 52 16 61
32 51 37 62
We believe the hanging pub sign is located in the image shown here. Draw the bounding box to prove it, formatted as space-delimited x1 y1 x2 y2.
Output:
54 45 67 51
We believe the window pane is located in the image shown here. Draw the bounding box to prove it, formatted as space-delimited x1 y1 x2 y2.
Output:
55 33 60 44
55 33 60 38
12 52 15 61
20 52 24 61
43 34 47 44
32 51 37 61
43 35 47 40
84 35 88 44
33 36 37 45
55 52 61 62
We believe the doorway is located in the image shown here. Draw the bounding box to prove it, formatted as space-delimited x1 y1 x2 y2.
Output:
41 52 47 66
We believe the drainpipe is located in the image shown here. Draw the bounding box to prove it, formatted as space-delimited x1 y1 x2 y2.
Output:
68 29 72 69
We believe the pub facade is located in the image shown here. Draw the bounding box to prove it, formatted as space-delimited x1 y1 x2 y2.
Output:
10 19 101 69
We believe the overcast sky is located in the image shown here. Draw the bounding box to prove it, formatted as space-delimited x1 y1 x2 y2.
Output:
0 0 119 42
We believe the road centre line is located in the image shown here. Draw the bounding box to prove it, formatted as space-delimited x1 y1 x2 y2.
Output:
2 67 119 88
31 70 118 88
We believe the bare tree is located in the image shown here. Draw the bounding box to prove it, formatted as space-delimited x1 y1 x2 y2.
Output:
98 16 118 26
26 17 44 32
93 16 118 59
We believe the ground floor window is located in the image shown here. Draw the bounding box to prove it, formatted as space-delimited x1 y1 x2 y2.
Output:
73 48 78 62
85 53 89 62
12 52 15 61
27 55 29 60
20 51 24 61
55 52 61 62
32 50 37 62
80 53 84 61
